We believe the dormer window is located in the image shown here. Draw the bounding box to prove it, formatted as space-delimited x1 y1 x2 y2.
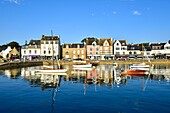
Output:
117 43 119 46
92 42 96 46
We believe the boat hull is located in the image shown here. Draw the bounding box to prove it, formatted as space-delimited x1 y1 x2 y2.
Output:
121 69 149 76
73 64 92 68
35 69 67 73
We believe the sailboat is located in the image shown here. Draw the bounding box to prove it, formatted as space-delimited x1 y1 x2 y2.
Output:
35 30 67 73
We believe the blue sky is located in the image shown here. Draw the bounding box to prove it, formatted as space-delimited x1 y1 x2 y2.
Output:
0 0 170 45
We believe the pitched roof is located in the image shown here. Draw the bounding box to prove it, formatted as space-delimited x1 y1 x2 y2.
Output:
99 38 112 46
114 40 127 46
81 37 99 45
127 44 141 50
62 43 85 48
29 40 40 45
41 35 59 40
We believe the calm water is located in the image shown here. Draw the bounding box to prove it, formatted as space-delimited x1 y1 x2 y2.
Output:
0 65 170 113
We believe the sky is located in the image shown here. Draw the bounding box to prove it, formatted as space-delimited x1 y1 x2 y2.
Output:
0 0 170 45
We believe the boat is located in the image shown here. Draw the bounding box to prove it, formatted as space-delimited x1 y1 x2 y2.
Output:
73 64 92 68
120 69 149 76
35 68 67 73
129 62 150 71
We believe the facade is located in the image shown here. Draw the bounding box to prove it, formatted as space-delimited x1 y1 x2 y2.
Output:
8 47 20 60
113 40 127 59
127 44 142 59
150 42 165 59
82 37 100 60
40 35 60 59
99 38 113 60
21 40 41 60
62 43 86 60
1 46 12 59
164 40 170 59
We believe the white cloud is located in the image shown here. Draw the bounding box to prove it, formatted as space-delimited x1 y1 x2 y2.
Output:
133 11 142 16
4 0 22 5
113 11 117 14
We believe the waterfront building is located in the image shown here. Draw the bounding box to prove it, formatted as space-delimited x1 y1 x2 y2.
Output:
82 37 100 60
164 40 170 59
113 40 128 60
40 35 61 60
0 46 12 59
21 40 41 60
62 43 86 60
150 42 166 59
127 44 142 59
8 47 20 60
99 38 113 60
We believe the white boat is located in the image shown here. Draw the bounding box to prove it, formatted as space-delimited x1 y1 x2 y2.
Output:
73 67 93 70
73 60 86 64
35 68 68 73
35 71 68 75
73 64 92 68
130 63 150 71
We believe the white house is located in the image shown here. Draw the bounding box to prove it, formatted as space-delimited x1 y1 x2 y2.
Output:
164 40 170 58
113 40 127 56
1 46 12 58
21 40 41 61
40 35 60 60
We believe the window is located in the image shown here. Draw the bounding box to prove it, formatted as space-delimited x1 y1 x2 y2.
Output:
96 52 98 54
90 48 92 51
123 52 125 55
66 51 69 55
35 50 37 54
96 48 98 51
24 50 26 54
116 47 120 50
116 52 119 55
134 52 136 54
29 50 31 54
49 51 51 54
116 43 119 46
73 50 76 54
77 50 80 54
129 52 132 54
44 51 46 54
81 50 84 54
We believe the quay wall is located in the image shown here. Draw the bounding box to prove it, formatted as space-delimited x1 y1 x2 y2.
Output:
45 59 170 65
0 60 170 70
0 61 43 70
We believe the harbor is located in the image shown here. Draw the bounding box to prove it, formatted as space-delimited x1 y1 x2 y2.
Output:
0 64 170 113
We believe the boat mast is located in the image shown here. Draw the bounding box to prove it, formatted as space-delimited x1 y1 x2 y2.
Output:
51 30 55 69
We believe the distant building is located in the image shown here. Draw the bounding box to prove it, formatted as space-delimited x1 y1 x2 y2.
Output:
82 37 100 60
21 40 41 60
164 40 170 59
40 35 61 60
150 42 166 59
62 43 86 60
113 40 127 60
1 46 12 59
9 47 20 60
99 38 113 60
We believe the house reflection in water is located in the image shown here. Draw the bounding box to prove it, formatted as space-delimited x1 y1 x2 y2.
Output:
19 65 170 91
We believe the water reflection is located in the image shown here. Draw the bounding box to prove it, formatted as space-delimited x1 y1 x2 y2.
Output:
17 65 170 89
0 64 170 89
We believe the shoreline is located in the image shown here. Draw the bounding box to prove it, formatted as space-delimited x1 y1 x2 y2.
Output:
0 59 170 70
